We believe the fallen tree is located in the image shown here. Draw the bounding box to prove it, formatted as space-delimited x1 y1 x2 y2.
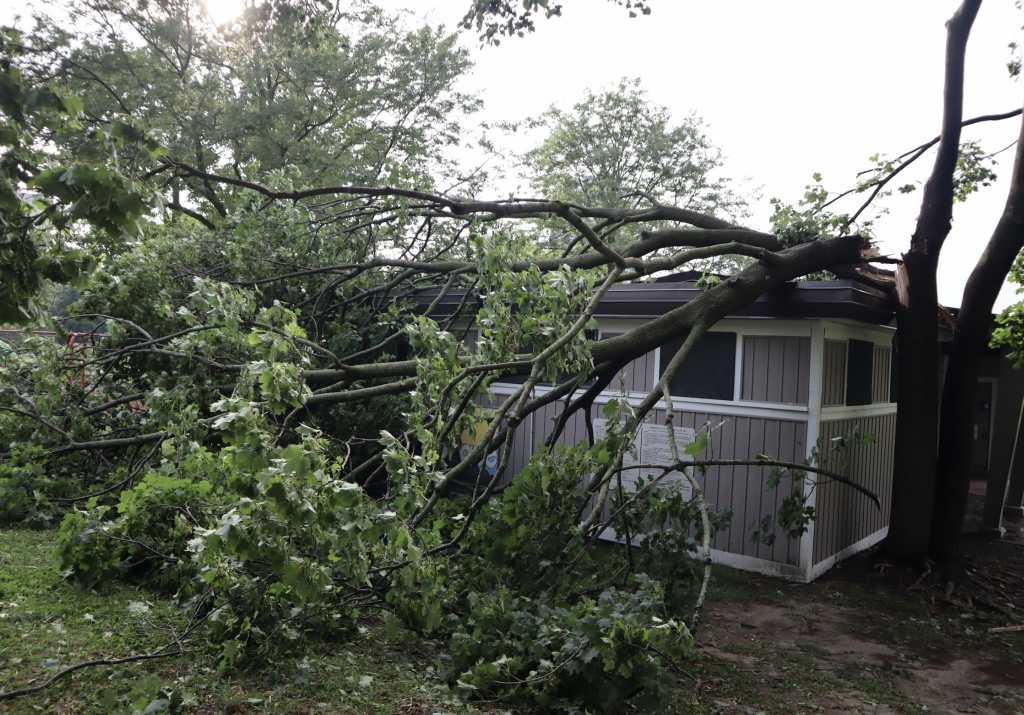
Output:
1 0 1019 708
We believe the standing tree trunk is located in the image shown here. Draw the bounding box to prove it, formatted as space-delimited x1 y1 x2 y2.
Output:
887 257 942 562
884 0 982 563
931 113 1024 562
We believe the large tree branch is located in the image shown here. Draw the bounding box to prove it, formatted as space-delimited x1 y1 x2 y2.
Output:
297 235 872 389
167 201 216 229
593 234 872 367
228 229 791 287
912 0 982 256
0 432 169 460
167 160 772 235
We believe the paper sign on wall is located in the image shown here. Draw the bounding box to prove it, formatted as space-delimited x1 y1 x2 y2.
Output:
592 419 696 501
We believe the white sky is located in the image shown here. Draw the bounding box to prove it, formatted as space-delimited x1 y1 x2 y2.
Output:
5 0 1022 308
375 0 1024 310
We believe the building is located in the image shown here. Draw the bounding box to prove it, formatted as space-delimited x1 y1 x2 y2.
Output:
427 278 1024 581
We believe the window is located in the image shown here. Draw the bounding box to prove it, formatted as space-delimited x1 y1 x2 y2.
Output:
496 329 599 385
659 332 736 401
845 339 874 406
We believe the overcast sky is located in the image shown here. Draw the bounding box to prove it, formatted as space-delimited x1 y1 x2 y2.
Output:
5 0 1022 308
374 0 1024 310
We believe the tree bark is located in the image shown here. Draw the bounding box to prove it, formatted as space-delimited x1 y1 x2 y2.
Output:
884 0 982 563
887 257 942 562
931 111 1024 561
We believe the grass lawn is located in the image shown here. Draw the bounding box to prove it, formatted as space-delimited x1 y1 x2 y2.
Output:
0 526 498 715
3 525 1023 715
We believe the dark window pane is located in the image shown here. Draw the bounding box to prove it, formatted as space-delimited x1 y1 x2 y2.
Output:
846 339 874 406
660 332 736 401
497 330 598 385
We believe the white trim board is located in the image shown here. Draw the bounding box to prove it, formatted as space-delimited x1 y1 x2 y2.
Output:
597 526 804 580
808 526 889 581
819 405 898 419
821 320 896 347
489 383 815 421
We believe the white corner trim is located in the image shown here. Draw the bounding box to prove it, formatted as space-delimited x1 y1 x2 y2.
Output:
596 526 804 579
807 526 889 581
799 320 825 581
708 548 804 579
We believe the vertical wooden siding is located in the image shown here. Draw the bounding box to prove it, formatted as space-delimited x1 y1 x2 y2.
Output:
476 392 810 566
872 345 892 404
602 333 657 393
822 339 847 406
530 404 809 566
811 413 896 564
741 337 811 405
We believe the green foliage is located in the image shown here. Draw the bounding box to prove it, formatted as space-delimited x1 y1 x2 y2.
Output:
447 576 689 713
952 141 999 203
992 249 1024 366
0 29 163 324
632 504 733 613
1009 2 1023 79
99 675 183 715
461 0 650 45
0 443 55 528
768 174 853 247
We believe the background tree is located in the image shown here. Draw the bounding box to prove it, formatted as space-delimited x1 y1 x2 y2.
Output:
522 79 743 219
0 28 160 323
518 78 748 269
461 0 650 44
38 0 478 239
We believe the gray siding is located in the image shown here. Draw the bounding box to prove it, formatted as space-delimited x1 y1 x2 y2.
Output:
468 392 541 490
602 334 657 393
871 345 891 404
688 413 807 566
812 413 896 564
534 406 810 567
478 394 810 567
741 336 811 405
822 339 847 406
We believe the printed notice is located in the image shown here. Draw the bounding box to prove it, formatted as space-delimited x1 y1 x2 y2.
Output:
591 418 641 486
638 423 695 501
591 419 695 501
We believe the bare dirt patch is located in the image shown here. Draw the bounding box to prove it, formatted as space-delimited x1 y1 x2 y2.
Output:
687 488 1024 715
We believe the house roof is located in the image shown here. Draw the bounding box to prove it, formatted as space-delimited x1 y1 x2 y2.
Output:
417 279 895 326
595 279 893 323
